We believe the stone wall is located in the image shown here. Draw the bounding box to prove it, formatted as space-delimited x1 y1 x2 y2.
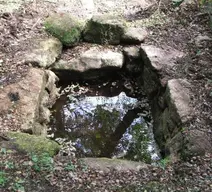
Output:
139 44 212 160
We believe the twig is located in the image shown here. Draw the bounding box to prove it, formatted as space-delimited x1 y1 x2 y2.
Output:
31 18 41 30
195 12 210 17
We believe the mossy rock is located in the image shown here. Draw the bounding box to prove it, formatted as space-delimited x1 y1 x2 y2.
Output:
6 132 60 156
83 14 126 45
44 13 84 46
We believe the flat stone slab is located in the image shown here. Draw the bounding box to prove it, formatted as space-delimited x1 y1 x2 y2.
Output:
140 45 184 71
53 47 124 72
82 158 148 172
80 47 124 69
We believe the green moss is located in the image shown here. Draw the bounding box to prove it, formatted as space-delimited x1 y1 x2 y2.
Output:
7 132 60 156
44 14 83 46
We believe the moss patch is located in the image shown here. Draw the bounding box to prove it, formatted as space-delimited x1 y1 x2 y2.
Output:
7 132 60 156
44 14 83 46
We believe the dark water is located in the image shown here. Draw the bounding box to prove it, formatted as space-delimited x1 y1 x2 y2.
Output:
49 81 160 163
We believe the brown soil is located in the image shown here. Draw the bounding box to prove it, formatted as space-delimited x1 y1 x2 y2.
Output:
0 0 212 191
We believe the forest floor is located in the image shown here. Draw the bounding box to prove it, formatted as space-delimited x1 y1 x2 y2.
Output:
0 0 212 191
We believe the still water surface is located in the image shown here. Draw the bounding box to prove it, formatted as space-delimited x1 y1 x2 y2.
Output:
50 85 160 163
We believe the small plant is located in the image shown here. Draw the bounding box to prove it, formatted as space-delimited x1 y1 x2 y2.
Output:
0 171 7 187
0 148 7 155
12 179 25 192
4 161 15 169
30 153 54 172
159 156 171 169
172 0 184 7
78 160 88 172
64 161 76 171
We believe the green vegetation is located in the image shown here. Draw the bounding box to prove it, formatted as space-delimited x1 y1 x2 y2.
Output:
172 0 184 7
44 14 84 46
64 161 76 171
12 179 25 192
7 132 60 156
0 171 7 187
158 156 171 169
0 147 86 191
30 153 54 172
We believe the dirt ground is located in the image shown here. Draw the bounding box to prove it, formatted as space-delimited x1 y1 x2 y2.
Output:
0 0 212 191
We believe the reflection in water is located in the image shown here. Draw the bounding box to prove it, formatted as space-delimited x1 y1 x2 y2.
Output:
51 91 160 163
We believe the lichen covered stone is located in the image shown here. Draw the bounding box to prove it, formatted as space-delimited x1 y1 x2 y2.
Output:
83 14 126 45
7 132 60 156
24 37 62 68
44 13 83 46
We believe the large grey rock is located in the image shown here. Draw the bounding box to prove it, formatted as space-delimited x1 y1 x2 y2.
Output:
83 14 126 44
52 47 124 79
140 45 184 95
140 45 184 71
165 79 193 124
24 37 62 68
165 129 212 160
0 68 59 135
0 68 45 133
121 27 148 44
153 79 194 158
